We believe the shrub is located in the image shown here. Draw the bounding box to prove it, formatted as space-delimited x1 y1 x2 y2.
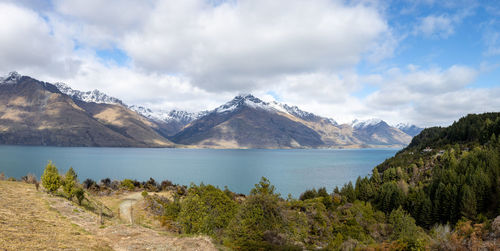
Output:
26 173 37 184
83 178 97 190
144 177 158 191
164 196 181 220
73 187 85 205
41 161 61 193
7 177 16 181
178 184 237 237
0 172 5 181
110 180 120 190
161 180 173 190
121 179 135 191
100 178 111 188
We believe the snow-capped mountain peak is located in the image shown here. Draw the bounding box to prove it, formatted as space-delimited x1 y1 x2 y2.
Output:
0 71 23 85
129 105 206 124
213 94 337 125
395 123 424 137
54 82 125 106
395 123 413 130
214 94 267 113
352 118 384 129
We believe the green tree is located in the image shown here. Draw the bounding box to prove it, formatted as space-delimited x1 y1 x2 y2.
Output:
378 182 404 213
389 207 425 250
341 181 356 203
63 167 77 198
41 161 61 193
371 167 382 184
178 184 237 236
299 189 317 201
226 177 284 249
460 185 476 220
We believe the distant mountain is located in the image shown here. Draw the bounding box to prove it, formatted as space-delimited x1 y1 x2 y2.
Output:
0 72 418 148
171 95 325 148
395 123 424 137
55 81 199 137
171 95 412 148
55 82 126 106
129 106 207 136
0 72 173 147
351 119 412 146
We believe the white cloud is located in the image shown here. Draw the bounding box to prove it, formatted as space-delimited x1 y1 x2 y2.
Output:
414 14 455 38
0 2 80 77
52 0 154 48
361 65 492 127
0 1 498 129
121 0 392 91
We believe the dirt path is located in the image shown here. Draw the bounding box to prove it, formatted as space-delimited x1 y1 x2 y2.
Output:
43 190 217 251
119 192 143 224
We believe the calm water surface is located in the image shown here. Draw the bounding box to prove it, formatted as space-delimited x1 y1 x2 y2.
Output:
0 146 398 197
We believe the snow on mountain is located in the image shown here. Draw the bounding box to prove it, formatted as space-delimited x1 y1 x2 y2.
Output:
129 105 206 124
395 123 423 136
54 82 125 106
213 94 337 125
51 81 203 125
214 94 267 113
351 118 384 129
0 71 22 85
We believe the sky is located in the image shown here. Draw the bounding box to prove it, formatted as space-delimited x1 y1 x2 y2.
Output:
0 0 499 127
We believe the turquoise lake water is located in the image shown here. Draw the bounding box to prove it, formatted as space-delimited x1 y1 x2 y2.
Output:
0 146 399 197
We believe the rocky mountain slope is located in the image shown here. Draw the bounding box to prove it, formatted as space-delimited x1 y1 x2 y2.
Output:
171 94 413 148
395 123 424 137
0 72 172 147
0 72 420 148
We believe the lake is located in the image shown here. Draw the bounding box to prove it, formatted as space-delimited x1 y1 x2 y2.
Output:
0 146 399 197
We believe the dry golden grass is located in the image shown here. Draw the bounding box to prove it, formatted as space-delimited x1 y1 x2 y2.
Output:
0 182 216 250
0 181 111 250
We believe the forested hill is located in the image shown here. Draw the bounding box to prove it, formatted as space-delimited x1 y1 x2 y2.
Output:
339 112 500 238
407 112 500 150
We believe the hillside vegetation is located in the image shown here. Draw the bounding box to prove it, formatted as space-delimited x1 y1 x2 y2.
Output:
138 112 500 250
2 112 499 250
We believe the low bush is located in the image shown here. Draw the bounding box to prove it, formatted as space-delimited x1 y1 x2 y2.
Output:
83 178 97 190
121 179 135 191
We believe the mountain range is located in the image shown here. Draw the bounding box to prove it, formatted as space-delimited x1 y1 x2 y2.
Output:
0 72 423 148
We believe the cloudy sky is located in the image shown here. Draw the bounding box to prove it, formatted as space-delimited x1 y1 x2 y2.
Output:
0 0 499 127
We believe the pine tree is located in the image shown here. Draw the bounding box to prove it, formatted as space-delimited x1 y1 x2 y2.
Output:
341 181 356 203
63 167 77 199
371 167 382 184
460 185 477 220
41 161 61 193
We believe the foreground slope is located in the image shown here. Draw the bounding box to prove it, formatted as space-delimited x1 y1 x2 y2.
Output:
0 180 217 250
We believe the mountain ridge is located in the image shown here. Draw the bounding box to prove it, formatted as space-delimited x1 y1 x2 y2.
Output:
0 72 420 148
